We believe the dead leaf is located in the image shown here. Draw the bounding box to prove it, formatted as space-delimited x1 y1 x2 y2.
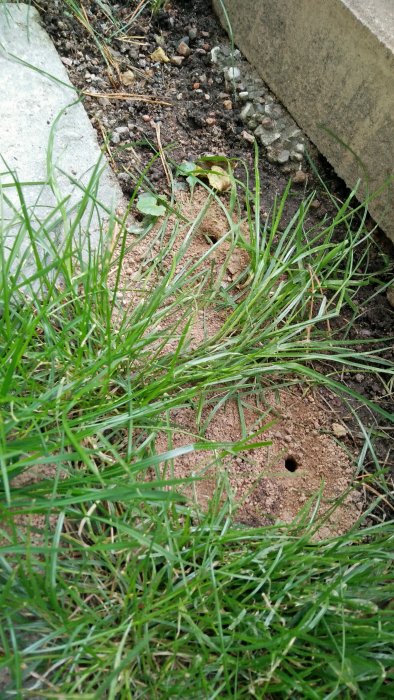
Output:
386 284 394 309
121 70 135 86
332 422 347 438
150 47 170 63
206 165 231 192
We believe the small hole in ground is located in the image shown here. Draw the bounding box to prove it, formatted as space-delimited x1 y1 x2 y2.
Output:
205 233 218 244
285 455 298 473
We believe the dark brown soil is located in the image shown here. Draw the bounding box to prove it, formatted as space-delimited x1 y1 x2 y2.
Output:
34 0 393 516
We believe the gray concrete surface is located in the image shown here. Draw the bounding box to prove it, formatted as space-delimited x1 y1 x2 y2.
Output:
0 3 123 283
213 0 394 242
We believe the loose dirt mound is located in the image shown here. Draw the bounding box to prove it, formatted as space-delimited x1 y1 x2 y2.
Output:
154 388 362 538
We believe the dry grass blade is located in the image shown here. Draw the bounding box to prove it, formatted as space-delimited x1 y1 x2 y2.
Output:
83 90 171 105
154 121 172 187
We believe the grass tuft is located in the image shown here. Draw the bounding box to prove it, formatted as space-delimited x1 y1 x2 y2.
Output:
0 143 393 697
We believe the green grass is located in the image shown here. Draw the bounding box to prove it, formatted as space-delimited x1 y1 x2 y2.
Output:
1 132 394 700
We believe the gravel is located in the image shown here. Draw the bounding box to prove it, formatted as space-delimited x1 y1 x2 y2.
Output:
210 44 309 169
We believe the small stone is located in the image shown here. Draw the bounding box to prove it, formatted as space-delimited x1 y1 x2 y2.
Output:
61 56 73 67
239 91 249 101
254 126 281 147
150 47 170 63
242 130 255 144
332 423 347 438
178 41 191 57
176 92 183 100
188 26 198 40
295 142 305 153
154 33 166 48
128 46 139 61
276 149 290 164
355 373 364 383
142 114 151 122
292 170 307 184
386 285 394 309
211 46 221 63
261 116 274 130
171 55 184 67
225 66 241 80
310 199 321 209
248 118 259 130
288 128 302 139
193 82 201 90
206 117 216 126
111 133 120 144
202 43 211 52
201 30 210 37
115 125 129 135
265 103 282 119
240 102 254 121
121 70 135 86
290 152 304 162
266 149 277 164
223 99 233 110
254 103 265 115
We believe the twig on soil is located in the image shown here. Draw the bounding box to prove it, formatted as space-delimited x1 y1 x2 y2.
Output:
83 90 171 106
118 36 149 47
355 475 394 512
126 0 147 24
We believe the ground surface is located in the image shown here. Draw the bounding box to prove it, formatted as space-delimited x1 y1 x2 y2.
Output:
33 0 393 526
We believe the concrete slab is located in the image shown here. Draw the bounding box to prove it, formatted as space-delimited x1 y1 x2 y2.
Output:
0 3 123 282
213 0 394 242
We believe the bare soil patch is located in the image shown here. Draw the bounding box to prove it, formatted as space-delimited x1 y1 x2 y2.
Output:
154 388 362 538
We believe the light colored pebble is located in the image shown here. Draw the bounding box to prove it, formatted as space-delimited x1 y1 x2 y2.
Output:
290 152 303 162
211 46 221 63
292 170 307 184
225 66 241 80
242 130 255 143
177 41 191 57
255 126 281 146
240 102 254 121
171 55 184 67
276 149 290 164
